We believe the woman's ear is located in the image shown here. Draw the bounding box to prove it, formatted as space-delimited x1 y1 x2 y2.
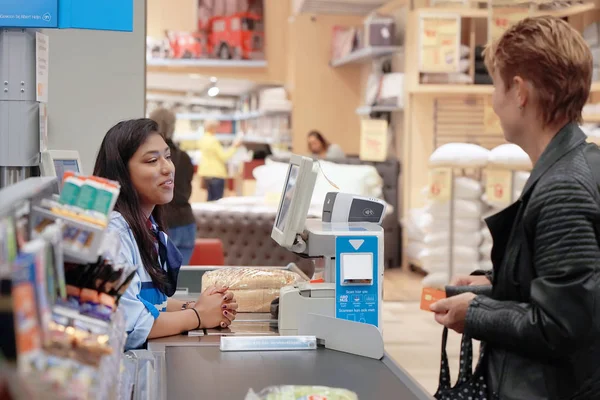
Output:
513 76 529 109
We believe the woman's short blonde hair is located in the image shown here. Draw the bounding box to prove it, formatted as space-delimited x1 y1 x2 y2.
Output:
484 15 592 126
203 119 220 132
149 107 176 140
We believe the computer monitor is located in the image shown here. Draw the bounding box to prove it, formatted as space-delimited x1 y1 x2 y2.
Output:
39 150 84 187
271 154 318 248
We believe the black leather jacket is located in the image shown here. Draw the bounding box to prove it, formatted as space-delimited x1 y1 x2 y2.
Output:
465 123 600 400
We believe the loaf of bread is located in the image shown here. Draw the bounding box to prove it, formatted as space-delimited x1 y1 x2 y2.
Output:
230 289 280 313
202 268 303 291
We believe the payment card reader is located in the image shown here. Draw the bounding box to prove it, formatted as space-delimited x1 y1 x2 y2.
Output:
271 154 386 359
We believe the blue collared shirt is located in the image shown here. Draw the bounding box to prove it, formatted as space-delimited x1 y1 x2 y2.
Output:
108 211 168 351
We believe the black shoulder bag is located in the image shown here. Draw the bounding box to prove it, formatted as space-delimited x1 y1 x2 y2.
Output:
434 327 489 400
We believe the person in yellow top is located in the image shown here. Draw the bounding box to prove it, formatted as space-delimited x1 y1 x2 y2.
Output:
198 120 241 201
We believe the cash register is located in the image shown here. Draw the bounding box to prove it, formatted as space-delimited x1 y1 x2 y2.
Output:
271 154 388 359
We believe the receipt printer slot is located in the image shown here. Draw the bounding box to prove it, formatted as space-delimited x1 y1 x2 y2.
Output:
341 253 373 286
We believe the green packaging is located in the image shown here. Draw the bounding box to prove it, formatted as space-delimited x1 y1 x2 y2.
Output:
74 181 99 211
58 177 83 206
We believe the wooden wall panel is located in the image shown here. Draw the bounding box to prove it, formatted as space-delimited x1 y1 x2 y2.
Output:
288 14 364 155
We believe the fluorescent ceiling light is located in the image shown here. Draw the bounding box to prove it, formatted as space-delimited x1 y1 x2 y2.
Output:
207 86 220 97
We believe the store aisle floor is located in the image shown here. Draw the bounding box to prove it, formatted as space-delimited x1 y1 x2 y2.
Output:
383 301 481 395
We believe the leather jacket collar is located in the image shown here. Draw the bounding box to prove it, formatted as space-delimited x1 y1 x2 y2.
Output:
520 122 587 198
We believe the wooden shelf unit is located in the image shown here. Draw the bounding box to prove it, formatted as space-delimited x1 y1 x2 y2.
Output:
400 1 600 268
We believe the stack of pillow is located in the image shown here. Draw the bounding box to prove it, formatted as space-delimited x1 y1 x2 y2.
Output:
419 143 490 287
479 144 531 269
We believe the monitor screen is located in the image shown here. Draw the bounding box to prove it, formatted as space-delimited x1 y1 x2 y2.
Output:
53 159 80 186
275 164 300 232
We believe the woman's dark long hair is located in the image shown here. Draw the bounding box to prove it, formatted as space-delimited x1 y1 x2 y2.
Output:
308 130 330 151
93 119 170 293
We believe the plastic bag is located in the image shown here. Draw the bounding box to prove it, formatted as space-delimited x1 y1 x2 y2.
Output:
245 385 359 400
202 268 304 291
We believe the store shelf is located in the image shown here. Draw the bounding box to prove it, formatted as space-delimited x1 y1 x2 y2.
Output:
146 58 267 68
356 105 402 115
177 110 290 122
330 46 402 67
176 113 234 121
294 0 393 15
410 84 493 95
417 2 595 18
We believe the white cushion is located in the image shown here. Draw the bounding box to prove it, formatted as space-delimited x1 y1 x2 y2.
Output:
424 231 482 247
480 260 493 270
489 144 532 170
479 243 493 259
421 216 481 233
418 245 480 264
252 161 384 209
426 199 484 219
429 143 490 168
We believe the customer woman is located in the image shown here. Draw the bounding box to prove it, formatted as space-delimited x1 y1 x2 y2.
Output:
94 119 237 351
307 130 345 159
429 16 600 399
197 119 240 201
149 107 196 265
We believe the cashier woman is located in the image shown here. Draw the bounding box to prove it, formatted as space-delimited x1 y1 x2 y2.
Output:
94 118 238 350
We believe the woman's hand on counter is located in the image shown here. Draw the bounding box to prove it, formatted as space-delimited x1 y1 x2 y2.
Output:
194 286 238 329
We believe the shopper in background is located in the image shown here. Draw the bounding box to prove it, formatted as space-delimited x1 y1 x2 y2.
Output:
149 108 196 265
429 16 600 399
197 119 240 201
307 130 345 159
94 119 237 350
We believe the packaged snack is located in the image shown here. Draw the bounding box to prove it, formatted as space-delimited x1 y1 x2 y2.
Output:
59 175 84 206
245 386 359 400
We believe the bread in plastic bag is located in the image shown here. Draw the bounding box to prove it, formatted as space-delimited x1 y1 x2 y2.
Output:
229 288 280 312
202 268 304 291
245 385 359 400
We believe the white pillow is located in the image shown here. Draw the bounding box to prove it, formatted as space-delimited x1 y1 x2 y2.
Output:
454 177 483 200
418 245 480 264
489 144 532 170
479 243 493 259
426 199 483 219
422 217 481 233
429 143 490 168
424 231 482 247
252 162 289 196
514 171 530 192
480 260 493 270
481 226 493 243
422 261 481 275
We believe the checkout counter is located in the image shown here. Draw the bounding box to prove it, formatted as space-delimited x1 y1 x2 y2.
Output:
137 155 434 400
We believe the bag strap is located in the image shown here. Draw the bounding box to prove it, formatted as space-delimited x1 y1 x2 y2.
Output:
438 327 476 390
438 327 452 390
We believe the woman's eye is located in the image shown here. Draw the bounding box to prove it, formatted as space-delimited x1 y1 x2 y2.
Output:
147 158 157 163
166 154 172 160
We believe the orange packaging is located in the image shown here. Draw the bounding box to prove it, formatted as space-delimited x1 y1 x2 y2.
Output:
420 287 446 312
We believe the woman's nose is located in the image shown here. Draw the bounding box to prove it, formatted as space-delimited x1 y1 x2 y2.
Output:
161 158 174 174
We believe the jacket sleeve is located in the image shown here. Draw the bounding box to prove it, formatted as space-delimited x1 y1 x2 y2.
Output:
465 175 600 361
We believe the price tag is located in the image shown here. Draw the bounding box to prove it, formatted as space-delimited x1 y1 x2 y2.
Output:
428 167 453 202
483 96 503 135
360 119 388 162
486 169 513 204
489 8 529 42
419 14 461 73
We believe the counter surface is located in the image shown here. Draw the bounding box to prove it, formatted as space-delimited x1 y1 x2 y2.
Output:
148 314 433 400
165 346 431 400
